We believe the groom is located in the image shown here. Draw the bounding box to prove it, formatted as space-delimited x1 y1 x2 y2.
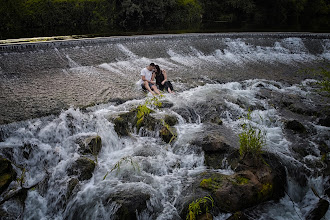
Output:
140 63 161 95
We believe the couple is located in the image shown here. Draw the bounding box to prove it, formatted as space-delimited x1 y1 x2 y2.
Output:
140 63 175 95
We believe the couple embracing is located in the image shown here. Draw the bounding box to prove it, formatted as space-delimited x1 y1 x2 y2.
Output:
140 63 175 95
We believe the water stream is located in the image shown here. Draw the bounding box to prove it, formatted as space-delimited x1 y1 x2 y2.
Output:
0 33 329 219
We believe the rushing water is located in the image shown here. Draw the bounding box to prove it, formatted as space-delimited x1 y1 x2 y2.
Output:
0 33 330 219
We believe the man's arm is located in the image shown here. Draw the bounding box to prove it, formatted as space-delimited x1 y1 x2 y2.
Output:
142 75 155 84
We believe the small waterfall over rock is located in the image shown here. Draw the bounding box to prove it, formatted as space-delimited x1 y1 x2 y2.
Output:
0 33 329 219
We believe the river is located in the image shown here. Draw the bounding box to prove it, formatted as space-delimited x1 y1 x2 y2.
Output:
0 33 329 219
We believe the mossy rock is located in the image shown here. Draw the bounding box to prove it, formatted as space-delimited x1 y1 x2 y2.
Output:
0 156 16 195
159 126 177 143
113 107 161 136
66 178 79 199
76 135 102 155
114 116 130 137
67 157 96 181
164 115 178 126
198 161 282 213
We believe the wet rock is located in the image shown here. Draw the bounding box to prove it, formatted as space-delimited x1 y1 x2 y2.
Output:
106 188 151 220
164 114 178 126
191 128 239 169
318 116 330 127
67 157 96 181
0 129 4 142
199 169 276 213
288 102 319 116
114 115 131 137
0 156 16 195
133 145 162 157
291 143 318 158
284 120 306 133
159 100 174 108
172 106 200 123
305 199 329 220
66 178 79 199
210 116 223 125
159 125 177 143
76 135 102 155
195 134 232 169
22 143 37 159
113 107 162 137
197 213 213 220
226 211 249 220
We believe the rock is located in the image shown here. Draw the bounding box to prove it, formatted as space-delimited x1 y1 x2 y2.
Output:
305 199 329 220
210 116 223 125
291 143 318 158
288 102 319 116
226 211 249 220
164 114 178 126
67 157 96 181
113 107 162 137
178 152 286 214
284 120 306 133
318 116 330 127
133 145 162 157
106 188 151 220
172 106 200 123
76 135 102 155
191 130 238 169
66 178 79 199
0 156 16 195
199 169 276 212
159 100 174 108
197 213 213 220
114 116 130 137
159 126 177 143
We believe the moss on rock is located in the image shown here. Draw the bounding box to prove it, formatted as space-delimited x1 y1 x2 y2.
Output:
0 156 16 195
67 157 96 181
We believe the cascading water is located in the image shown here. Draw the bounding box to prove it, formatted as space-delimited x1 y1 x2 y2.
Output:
0 33 329 219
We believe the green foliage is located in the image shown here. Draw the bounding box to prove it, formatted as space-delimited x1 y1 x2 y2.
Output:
103 156 140 179
186 195 214 220
136 95 163 130
238 110 266 159
1 0 329 39
160 119 177 144
136 104 152 129
16 167 26 187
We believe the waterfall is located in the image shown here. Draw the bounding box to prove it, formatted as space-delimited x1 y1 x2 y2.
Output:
0 33 329 219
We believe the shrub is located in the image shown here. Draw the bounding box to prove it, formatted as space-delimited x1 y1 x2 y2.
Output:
238 111 266 159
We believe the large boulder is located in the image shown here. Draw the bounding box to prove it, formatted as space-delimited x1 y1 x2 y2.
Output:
67 157 96 181
0 156 16 195
177 153 286 217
